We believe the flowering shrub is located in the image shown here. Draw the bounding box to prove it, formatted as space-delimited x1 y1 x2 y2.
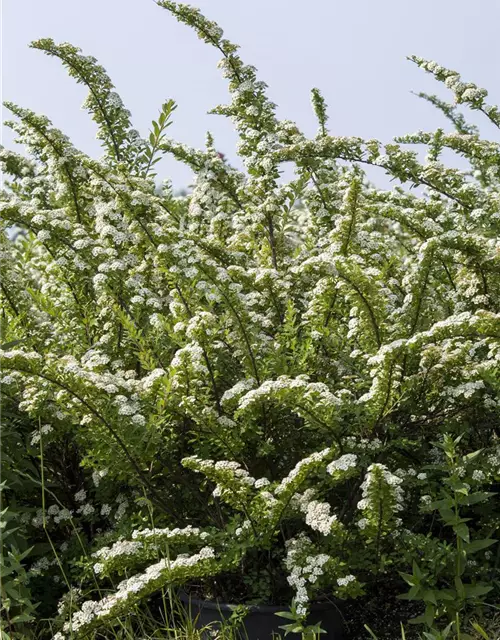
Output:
1 2 500 638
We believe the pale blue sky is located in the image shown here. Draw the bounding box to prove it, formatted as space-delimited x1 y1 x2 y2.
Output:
4 1 500 189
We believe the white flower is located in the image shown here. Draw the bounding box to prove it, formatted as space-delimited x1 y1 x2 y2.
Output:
54 508 73 523
78 503 95 517
304 500 337 535
337 574 356 587
74 489 87 503
327 453 357 475
92 468 108 487
255 477 271 488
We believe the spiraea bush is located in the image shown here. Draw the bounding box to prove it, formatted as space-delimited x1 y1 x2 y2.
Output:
1 2 500 639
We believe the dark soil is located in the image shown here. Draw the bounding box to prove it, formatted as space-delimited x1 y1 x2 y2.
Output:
339 585 422 639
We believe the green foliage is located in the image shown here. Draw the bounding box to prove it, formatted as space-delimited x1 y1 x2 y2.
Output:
1 3 500 639
276 600 326 639
398 436 497 635
0 488 37 640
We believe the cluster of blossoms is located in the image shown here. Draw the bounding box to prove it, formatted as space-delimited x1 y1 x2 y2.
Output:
302 500 339 536
326 453 358 478
2 1 500 637
357 464 404 537
131 524 208 541
62 547 218 636
92 540 143 574
284 535 332 616
91 525 214 577
283 533 362 616
274 449 332 497
92 468 108 487
182 456 257 509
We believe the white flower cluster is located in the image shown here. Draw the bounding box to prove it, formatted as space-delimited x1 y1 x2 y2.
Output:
343 437 383 452
327 453 358 476
64 547 216 635
237 376 341 412
114 494 129 522
74 489 87 502
357 464 404 531
274 448 331 496
30 504 75 528
92 468 108 487
291 488 341 536
93 539 143 564
131 524 209 541
77 503 95 517
284 534 331 617
182 455 258 509
290 488 317 512
337 574 356 587
30 423 53 445
235 519 252 537
29 556 52 576
254 477 270 489
304 500 338 536
220 378 256 404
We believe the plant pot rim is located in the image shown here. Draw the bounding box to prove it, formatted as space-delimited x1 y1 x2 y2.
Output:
178 590 337 614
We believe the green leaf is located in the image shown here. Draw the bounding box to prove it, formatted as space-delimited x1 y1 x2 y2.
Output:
464 449 483 461
308 623 326 635
10 612 35 623
3 583 21 600
462 492 495 505
454 522 470 542
363 625 378 640
0 339 25 349
457 548 467 576
463 584 493 599
435 589 455 601
454 576 465 599
274 611 296 620
471 620 490 639
279 624 303 634
438 507 456 524
412 561 423 579
430 497 452 510
424 604 435 628
464 538 497 553
400 572 417 586
408 613 428 626
408 585 421 599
